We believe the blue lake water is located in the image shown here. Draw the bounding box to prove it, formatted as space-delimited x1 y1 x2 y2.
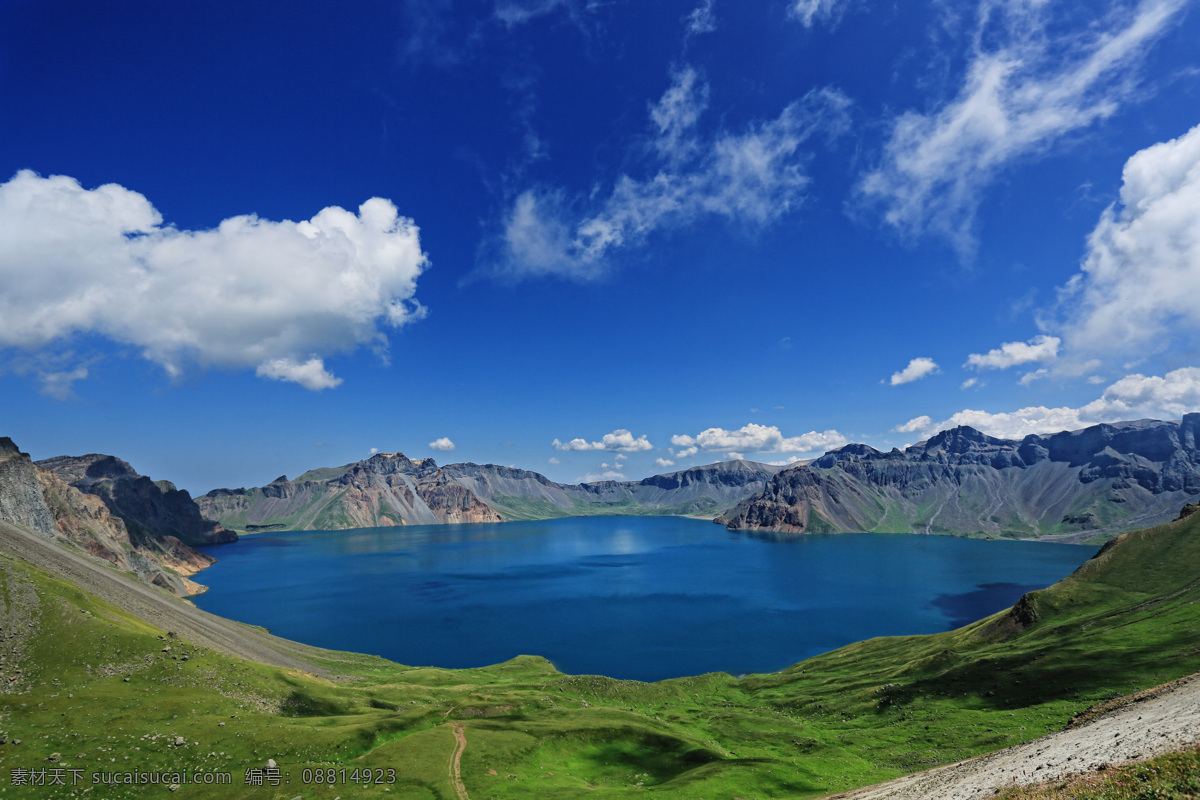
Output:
195 515 1095 682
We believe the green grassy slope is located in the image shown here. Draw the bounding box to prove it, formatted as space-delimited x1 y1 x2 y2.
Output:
3 511 1199 798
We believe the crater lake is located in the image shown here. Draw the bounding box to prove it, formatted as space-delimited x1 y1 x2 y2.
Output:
194 515 1095 682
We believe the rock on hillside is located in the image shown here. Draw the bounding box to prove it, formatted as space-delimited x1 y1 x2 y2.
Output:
37 453 235 548
0 438 207 596
725 416 1200 541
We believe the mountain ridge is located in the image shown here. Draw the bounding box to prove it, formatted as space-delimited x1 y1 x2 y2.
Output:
724 414 1200 541
198 457 783 531
0 438 213 596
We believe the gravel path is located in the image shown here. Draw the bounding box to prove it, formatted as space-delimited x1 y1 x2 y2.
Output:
826 672 1200 800
449 722 471 800
0 518 335 679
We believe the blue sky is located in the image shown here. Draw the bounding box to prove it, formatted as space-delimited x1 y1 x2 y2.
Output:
2 0 1200 494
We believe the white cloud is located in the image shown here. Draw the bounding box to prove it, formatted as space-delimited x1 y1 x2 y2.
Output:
671 423 848 455
256 358 343 391
0 171 427 390
1057 123 1200 360
490 76 850 280
1018 368 1050 386
650 67 709 164
1080 368 1200 420
907 366 1200 440
369 447 379 455
789 0 848 28
893 415 933 434
38 365 89 400
965 335 1061 370
583 470 626 483
553 429 654 452
429 437 456 451
858 0 1187 257
684 0 717 36
493 0 569 26
727 451 745 460
548 457 561 464
961 377 979 389
889 357 940 385
655 457 675 468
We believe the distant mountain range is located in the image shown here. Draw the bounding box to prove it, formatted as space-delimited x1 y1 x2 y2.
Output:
195 415 1200 544
723 415 1200 542
4 415 1200 600
197 455 783 532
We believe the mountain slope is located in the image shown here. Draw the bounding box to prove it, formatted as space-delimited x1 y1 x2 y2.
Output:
725 416 1200 542
37 453 236 547
4 471 1200 799
0 438 210 596
199 456 781 532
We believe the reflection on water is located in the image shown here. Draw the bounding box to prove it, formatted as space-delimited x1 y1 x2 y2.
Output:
197 516 1094 682
930 582 1045 628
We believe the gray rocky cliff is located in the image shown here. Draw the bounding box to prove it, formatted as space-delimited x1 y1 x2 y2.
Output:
0 438 208 596
38 453 236 547
725 416 1200 541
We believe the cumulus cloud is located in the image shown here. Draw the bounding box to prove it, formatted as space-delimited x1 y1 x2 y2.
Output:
893 415 933 433
553 429 654 452
548 457 561 464
962 377 980 389
655 457 676 468
489 71 850 280
429 437 456 451
889 357 940 385
897 366 1200 440
965 335 1061 370
671 424 847 455
0 171 427 390
858 0 1186 257
789 0 848 28
256 358 343 391
1056 123 1200 361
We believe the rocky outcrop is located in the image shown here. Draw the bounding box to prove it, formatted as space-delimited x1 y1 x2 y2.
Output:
37 454 235 547
0 438 206 596
725 416 1200 541
0 438 57 538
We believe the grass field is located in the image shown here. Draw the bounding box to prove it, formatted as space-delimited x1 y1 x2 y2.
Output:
3 509 1199 798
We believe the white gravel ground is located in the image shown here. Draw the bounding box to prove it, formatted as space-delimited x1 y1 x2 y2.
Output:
827 672 1200 799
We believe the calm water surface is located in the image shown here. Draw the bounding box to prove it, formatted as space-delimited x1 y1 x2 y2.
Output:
196 516 1094 682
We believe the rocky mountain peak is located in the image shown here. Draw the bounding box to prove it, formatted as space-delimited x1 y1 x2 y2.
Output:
360 452 438 476
812 443 883 468
920 425 1003 453
35 453 141 486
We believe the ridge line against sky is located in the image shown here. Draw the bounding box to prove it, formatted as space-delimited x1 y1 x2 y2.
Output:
1 0 1199 492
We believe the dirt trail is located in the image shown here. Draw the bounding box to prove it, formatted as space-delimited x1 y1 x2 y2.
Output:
827 672 1200 800
0 518 335 678
449 722 470 800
